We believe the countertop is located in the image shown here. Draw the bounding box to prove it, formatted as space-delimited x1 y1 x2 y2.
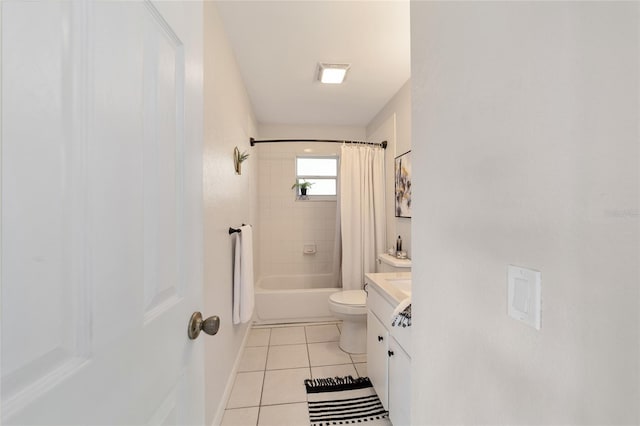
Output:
364 271 411 305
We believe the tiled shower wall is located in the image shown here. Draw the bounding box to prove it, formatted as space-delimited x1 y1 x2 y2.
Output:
256 142 340 277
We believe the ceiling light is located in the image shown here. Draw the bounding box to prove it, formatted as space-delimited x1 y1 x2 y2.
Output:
318 63 350 84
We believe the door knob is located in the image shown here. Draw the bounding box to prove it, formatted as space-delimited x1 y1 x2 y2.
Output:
188 311 220 340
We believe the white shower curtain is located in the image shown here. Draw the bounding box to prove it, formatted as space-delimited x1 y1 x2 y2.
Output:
339 144 386 291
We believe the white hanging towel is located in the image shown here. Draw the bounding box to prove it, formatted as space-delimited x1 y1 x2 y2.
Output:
233 225 255 324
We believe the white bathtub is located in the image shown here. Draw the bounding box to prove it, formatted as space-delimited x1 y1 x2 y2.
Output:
254 274 341 324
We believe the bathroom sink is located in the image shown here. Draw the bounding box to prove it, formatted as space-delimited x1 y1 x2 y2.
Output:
387 278 411 295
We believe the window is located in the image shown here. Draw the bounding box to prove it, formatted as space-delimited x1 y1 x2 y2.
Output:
295 156 338 199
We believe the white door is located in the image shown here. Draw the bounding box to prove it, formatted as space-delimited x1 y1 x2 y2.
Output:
1 1 205 424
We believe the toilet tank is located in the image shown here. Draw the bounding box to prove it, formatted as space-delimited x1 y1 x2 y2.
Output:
377 253 412 273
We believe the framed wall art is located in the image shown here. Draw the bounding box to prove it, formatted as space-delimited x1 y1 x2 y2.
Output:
394 150 412 218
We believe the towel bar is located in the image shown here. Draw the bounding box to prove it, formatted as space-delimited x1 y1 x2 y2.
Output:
229 224 249 234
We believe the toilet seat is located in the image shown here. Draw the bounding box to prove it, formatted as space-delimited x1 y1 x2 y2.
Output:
329 290 367 315
329 290 366 306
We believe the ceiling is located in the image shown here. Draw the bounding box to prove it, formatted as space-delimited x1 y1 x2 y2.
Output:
215 1 411 127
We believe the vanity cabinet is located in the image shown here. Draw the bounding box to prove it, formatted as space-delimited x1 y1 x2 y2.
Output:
366 278 411 426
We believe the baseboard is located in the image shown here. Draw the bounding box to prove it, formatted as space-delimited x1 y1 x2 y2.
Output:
252 315 338 326
210 323 252 426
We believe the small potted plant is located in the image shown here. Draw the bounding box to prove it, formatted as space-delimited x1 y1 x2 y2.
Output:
234 147 249 175
291 180 314 197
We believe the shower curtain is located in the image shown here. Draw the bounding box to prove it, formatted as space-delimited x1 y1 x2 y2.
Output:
339 144 386 291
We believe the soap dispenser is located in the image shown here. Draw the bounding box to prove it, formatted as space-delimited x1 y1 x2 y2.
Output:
396 235 402 253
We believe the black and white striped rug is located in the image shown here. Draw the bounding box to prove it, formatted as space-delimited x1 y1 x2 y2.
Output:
304 376 391 426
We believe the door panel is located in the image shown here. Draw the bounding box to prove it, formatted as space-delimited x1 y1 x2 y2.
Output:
140 2 183 320
367 311 389 409
1 2 90 415
1 1 204 424
388 337 411 426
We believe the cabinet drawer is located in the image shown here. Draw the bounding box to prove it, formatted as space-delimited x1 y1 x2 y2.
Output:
367 284 394 324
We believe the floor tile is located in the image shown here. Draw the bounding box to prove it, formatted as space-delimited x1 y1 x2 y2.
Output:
354 362 367 378
305 324 340 343
350 352 367 363
270 326 306 345
238 346 268 372
311 363 357 379
257 402 309 426
266 344 309 370
261 368 310 405
224 321 378 424
247 328 271 347
226 371 264 409
221 407 259 426
308 341 352 366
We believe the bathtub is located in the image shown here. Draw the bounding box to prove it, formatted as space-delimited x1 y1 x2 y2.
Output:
254 274 341 324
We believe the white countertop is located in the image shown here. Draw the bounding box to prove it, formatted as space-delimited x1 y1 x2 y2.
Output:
365 272 411 304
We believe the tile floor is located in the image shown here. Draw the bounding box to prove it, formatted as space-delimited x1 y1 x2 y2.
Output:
221 322 368 426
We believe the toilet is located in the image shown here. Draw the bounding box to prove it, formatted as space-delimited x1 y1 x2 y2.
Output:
329 253 412 354
329 289 368 353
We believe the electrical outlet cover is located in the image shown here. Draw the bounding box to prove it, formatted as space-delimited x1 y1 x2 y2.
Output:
508 265 541 330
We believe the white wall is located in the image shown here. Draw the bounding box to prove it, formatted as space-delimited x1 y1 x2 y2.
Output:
202 3 258 424
256 124 365 278
366 80 412 258
411 2 639 424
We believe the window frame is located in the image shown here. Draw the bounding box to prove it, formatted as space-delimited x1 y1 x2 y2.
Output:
294 155 339 201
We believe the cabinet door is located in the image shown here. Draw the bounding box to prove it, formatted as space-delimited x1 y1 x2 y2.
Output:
367 311 389 409
388 337 411 426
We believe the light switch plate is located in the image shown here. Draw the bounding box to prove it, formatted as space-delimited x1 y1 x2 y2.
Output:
508 265 541 330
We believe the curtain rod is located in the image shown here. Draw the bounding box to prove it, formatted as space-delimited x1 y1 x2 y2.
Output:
249 137 387 149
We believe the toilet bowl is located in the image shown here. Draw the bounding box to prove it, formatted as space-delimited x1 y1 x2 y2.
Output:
328 290 367 354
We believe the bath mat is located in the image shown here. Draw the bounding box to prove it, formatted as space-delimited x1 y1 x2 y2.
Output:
304 376 391 426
